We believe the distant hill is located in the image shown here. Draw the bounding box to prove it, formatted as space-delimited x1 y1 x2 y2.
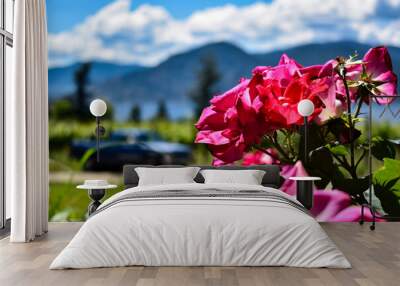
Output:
48 41 400 120
94 42 259 103
48 61 145 98
255 41 371 66
256 41 400 76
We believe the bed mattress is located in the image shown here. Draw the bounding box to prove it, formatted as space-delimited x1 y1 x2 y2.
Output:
50 183 351 269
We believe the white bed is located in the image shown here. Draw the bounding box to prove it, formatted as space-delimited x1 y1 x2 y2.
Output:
50 182 351 269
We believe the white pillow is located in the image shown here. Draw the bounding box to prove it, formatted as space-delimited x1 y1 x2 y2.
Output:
135 167 200 186
200 169 266 185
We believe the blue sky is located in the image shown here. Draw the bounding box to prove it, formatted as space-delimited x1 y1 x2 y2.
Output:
47 0 400 67
47 0 270 33
47 0 111 33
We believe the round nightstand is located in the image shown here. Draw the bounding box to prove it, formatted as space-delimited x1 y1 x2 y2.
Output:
289 177 321 210
77 180 117 215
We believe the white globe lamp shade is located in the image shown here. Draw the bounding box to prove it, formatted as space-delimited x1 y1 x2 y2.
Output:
90 99 107 117
297 99 315 117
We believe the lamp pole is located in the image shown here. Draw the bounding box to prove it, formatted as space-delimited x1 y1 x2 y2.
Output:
96 117 100 163
297 99 314 166
90 99 107 163
304 116 308 166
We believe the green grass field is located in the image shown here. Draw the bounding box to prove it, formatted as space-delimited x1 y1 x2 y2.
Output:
49 119 212 171
49 119 212 221
49 182 124 221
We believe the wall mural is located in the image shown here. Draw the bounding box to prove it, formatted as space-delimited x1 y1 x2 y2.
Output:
47 0 400 222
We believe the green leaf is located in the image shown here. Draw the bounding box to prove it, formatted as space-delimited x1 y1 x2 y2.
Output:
327 117 361 144
373 159 400 217
308 146 369 201
298 124 327 162
371 136 396 161
347 81 362 88
327 144 349 157
331 175 370 199
308 146 335 189
388 139 400 145
79 147 97 170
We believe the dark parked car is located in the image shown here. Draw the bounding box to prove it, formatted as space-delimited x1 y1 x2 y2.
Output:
83 143 163 171
109 129 192 164
70 129 192 171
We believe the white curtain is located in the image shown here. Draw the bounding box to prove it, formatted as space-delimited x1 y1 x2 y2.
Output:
7 0 49 242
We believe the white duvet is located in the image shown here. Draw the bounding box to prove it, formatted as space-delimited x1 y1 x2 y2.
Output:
50 183 351 269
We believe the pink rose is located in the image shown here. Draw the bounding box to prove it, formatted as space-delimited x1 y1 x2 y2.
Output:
363 46 398 104
312 190 384 222
280 161 384 222
195 79 268 164
242 149 280 166
194 48 398 166
280 161 308 196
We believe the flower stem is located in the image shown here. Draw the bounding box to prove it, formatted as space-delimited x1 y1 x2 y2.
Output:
355 148 367 169
354 97 363 118
266 134 293 163
339 66 357 179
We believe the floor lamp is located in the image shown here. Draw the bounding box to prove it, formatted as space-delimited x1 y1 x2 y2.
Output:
296 99 315 209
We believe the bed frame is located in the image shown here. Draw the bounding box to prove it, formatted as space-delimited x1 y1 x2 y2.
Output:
123 165 282 189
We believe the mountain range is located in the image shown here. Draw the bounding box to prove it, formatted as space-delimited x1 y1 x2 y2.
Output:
48 61 144 97
48 41 400 120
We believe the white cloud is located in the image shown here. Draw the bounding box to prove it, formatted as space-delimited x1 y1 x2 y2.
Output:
48 0 400 67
